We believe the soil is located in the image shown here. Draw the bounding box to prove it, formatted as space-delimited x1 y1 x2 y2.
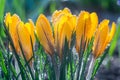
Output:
95 50 120 80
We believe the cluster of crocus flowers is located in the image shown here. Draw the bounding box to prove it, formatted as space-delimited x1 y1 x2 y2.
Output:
3 8 116 80
75 11 116 59
4 8 116 65
4 13 35 65
36 8 77 58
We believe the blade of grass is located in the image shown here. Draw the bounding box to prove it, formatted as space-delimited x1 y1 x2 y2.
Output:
76 36 85 80
90 48 109 80
17 36 34 80
0 50 8 79
0 0 6 38
80 37 94 80
0 0 5 21
4 25 29 80
68 33 76 80
0 34 17 79
108 23 120 58
59 39 69 80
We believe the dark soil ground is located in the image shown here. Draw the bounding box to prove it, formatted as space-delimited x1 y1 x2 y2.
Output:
95 50 120 80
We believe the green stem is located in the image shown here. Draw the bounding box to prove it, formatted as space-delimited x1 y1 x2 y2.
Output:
51 55 59 80
70 51 73 80
86 56 95 80
76 54 83 80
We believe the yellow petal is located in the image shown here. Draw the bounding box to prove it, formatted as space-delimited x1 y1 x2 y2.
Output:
36 14 54 55
4 13 12 27
62 15 77 43
52 10 62 25
62 8 71 14
4 13 21 54
99 22 116 57
99 19 109 30
108 22 116 42
54 14 67 57
93 19 109 58
86 12 98 41
17 21 33 64
76 11 89 53
25 19 35 46
52 8 71 25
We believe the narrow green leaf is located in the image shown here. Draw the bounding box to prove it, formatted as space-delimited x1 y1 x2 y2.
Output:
91 48 109 80
0 0 6 38
109 24 120 57
17 36 34 80
4 24 28 80
80 37 94 80
0 50 8 77
0 0 5 22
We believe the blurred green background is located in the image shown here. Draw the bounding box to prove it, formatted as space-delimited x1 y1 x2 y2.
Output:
3 0 120 21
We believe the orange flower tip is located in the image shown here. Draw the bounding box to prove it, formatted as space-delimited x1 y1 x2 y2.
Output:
4 13 11 27
108 22 116 42
4 12 21 28
63 7 71 13
39 14 46 18
111 22 116 32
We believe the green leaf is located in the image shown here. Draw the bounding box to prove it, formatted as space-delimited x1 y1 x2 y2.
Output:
4 24 28 80
0 0 6 38
80 37 94 80
0 0 5 22
109 24 120 57
0 50 8 78
91 48 109 80
17 36 34 80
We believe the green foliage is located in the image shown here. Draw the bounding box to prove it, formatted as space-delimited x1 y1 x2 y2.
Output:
109 23 120 58
0 0 6 38
12 0 26 21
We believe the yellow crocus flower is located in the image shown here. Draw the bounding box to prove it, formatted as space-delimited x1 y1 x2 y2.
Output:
36 14 55 55
4 13 21 54
52 8 71 25
17 20 35 65
36 8 76 58
54 14 76 57
76 11 98 53
52 8 77 47
92 19 116 59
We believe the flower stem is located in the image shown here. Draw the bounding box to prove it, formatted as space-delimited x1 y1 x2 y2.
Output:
86 56 95 80
51 55 59 80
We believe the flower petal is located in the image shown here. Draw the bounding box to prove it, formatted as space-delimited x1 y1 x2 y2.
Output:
76 11 89 53
25 19 35 46
108 22 116 42
52 8 71 25
4 13 21 54
93 19 109 58
17 21 33 65
36 14 54 55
